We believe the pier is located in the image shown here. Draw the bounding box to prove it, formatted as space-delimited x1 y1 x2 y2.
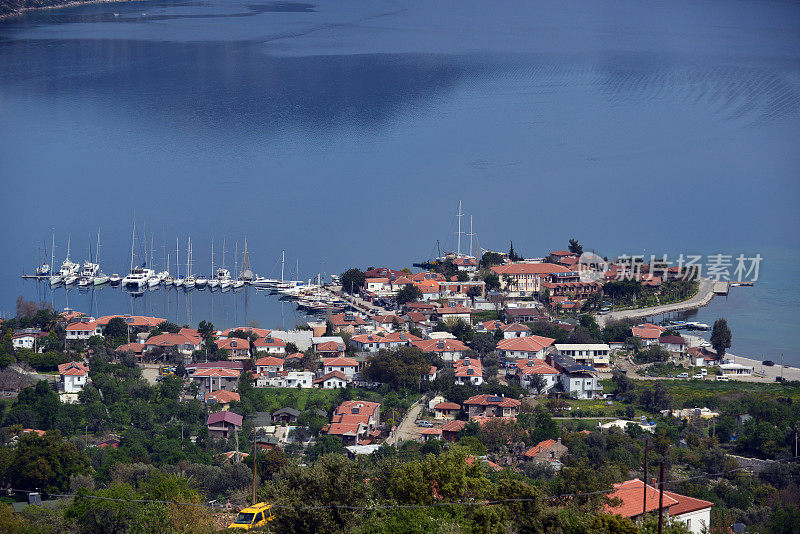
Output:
713 281 730 295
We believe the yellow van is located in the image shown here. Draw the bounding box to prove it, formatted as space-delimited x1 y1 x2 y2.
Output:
228 502 274 530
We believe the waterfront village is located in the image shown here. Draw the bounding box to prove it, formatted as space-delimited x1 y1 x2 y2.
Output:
0 242 796 533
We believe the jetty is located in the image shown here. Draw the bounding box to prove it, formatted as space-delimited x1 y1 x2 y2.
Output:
597 277 716 326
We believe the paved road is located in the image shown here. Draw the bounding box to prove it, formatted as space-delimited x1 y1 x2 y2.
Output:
388 398 423 445
598 278 715 326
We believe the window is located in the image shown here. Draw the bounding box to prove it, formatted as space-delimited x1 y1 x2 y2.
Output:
254 512 263 523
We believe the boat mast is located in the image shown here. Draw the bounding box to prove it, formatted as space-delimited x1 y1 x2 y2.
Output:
150 235 155 270
468 215 474 258
456 200 463 257
95 227 101 266
130 216 136 271
50 230 55 272
234 241 238 279
187 237 191 277
176 237 180 278
66 233 71 262
211 239 214 275
281 250 285 283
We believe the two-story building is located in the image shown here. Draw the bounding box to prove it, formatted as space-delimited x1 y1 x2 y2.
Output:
554 343 610 368
490 262 574 296
515 359 560 393
549 354 601 400
322 357 359 379
453 358 483 386
206 411 243 439
463 394 521 419
411 338 470 361
58 361 89 393
497 335 555 360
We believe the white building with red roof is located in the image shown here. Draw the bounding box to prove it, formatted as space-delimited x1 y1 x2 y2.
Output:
12 329 48 351
314 340 345 357
497 335 555 360
95 315 165 330
433 401 461 420
430 304 472 325
453 358 483 386
323 356 359 379
58 361 89 393
411 338 469 361
253 335 286 354
255 356 285 375
515 359 560 393
328 313 369 334
490 262 573 296
631 323 666 346
215 337 251 360
144 332 201 356
499 323 531 339
314 370 350 389
323 400 381 445
65 321 102 341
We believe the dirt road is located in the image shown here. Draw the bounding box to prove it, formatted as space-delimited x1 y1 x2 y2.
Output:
388 398 423 445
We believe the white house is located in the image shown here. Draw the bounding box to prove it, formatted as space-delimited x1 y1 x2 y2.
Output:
255 356 285 376
453 358 483 386
554 343 611 367
411 338 470 362
314 371 350 389
665 491 713 534
323 357 359 379
58 361 89 393
497 336 555 360
253 335 287 354
65 321 102 341
718 362 753 377
499 323 531 339
12 330 46 351
515 359 560 393
257 371 314 389
350 333 392 353
365 277 390 293
550 354 601 400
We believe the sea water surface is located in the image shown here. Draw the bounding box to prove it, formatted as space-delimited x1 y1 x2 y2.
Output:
0 0 798 359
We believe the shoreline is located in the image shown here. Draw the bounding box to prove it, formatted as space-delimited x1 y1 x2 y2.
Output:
0 0 141 21
683 334 800 383
597 277 715 326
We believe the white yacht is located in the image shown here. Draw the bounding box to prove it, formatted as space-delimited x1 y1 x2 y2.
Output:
93 273 110 286
122 267 155 289
184 275 196 289
109 274 122 285
147 276 161 288
233 279 244 289
78 277 92 288
208 279 219 290
195 275 208 288
64 275 79 286
174 277 184 288
80 261 99 279
49 274 64 286
163 276 174 287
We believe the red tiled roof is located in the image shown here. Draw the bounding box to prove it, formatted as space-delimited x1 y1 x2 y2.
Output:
95 315 165 328
65 321 98 331
206 390 240 404
420 428 442 436
491 263 571 276
285 352 304 360
411 339 469 353
253 336 286 348
316 341 343 352
524 439 557 458
115 342 144 354
434 402 461 411
658 335 685 345
145 332 201 347
497 336 555 353
58 361 88 376
255 356 285 367
662 490 713 516
206 411 243 427
314 370 349 384
603 479 678 518
463 394 521 408
216 338 250 351
441 420 467 433
517 359 559 375
193 368 240 378
499 323 531 332
323 356 358 367
381 332 422 343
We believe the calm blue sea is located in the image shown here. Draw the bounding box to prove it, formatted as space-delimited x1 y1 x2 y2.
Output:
0 0 798 359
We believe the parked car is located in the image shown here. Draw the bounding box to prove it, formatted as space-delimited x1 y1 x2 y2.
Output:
701 368 708 376
693 374 703 379
716 375 729 381
763 360 775 367
676 372 689 379
416 420 434 428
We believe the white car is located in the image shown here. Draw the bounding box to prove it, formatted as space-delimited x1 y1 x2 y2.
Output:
676 372 689 379
693 374 703 379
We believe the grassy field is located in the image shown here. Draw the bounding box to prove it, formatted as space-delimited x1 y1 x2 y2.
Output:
560 398 648 419
632 379 800 407
247 388 344 412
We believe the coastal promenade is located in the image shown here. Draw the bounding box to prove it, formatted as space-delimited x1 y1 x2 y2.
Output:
598 278 715 326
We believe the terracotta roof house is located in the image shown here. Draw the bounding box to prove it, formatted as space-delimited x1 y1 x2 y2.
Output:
253 335 287 354
314 370 350 389
497 335 555 360
433 402 461 420
144 332 201 355
602 477 713 529
323 356 359 378
503 308 547 323
411 338 469 361
323 400 381 445
524 438 568 465
65 321 102 341
499 323 531 339
115 342 145 359
191 367 240 394
58 361 89 393
453 358 483 386
658 335 686 355
328 313 369 334
441 419 467 441
206 411 243 439
315 340 345 357
490 262 572 296
206 390 241 409
631 324 666 345
515 359 560 393
95 315 165 330
663 490 714 533
420 427 442 441
255 356 285 375
430 304 472 325
215 337 251 360
463 394 521 419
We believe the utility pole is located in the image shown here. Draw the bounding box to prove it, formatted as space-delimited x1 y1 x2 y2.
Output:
657 462 665 534
643 440 648 516
252 430 258 505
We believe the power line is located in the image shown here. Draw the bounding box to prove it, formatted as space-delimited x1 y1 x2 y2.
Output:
8 455 799 512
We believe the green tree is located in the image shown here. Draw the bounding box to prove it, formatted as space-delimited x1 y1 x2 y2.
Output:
7 431 92 493
396 284 422 305
340 268 366 294
483 271 501 291
103 317 129 344
710 318 732 357
568 239 583 255
480 251 504 269
509 242 523 262
363 347 429 389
